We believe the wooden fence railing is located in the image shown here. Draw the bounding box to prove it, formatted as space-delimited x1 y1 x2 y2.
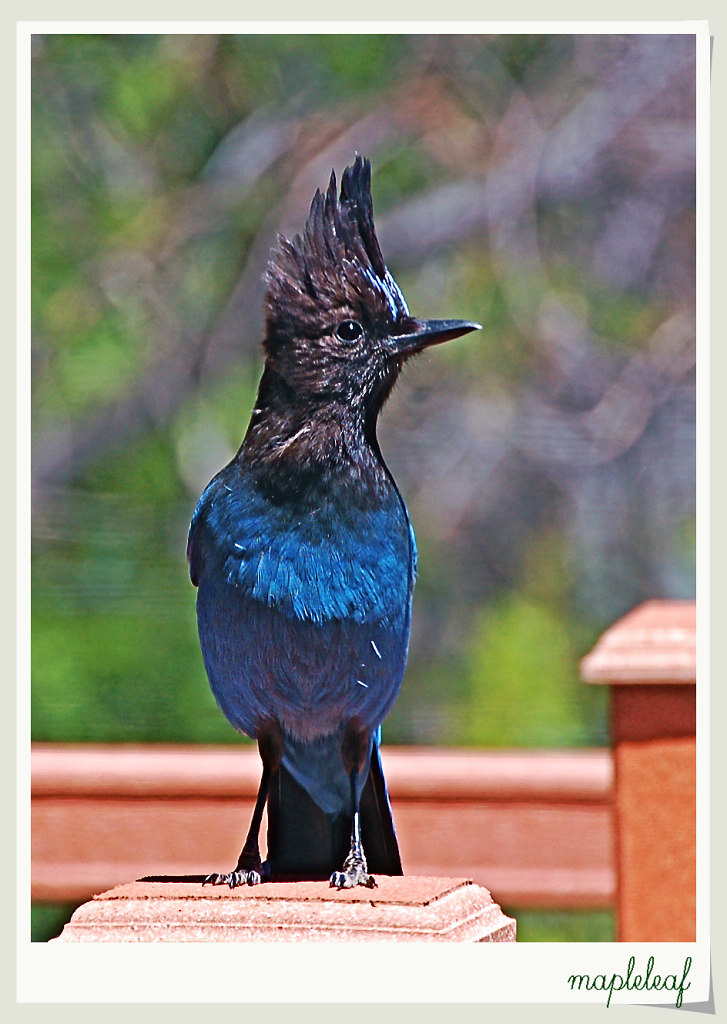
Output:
31 744 615 911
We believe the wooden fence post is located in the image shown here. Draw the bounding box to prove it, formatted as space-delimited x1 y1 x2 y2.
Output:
581 599 696 942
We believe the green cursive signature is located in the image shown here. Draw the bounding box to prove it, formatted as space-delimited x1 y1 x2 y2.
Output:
568 955 693 1008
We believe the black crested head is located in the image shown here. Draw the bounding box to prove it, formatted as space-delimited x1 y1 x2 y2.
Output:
243 158 480 494
258 156 480 416
263 156 410 377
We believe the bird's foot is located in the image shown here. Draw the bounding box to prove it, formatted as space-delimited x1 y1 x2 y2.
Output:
203 869 261 888
329 848 377 890
203 858 270 889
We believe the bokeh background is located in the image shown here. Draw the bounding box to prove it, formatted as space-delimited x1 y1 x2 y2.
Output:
31 32 696 940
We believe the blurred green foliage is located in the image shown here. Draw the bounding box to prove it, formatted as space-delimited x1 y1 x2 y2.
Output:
513 909 615 943
31 904 78 944
461 597 599 747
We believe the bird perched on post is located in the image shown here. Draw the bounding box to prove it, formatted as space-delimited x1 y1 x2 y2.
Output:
188 156 479 889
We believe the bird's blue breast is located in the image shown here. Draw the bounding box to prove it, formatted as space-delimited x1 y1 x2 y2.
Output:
189 464 416 811
193 472 415 627
189 467 416 737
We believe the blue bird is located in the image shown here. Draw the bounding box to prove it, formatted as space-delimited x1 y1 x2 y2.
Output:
188 156 480 888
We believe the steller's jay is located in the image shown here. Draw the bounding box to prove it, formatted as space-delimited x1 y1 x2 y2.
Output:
188 156 479 889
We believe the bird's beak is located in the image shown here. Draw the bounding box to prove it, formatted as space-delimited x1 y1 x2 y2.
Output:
389 318 481 357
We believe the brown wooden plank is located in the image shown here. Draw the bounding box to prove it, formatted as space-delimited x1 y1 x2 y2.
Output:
31 744 612 801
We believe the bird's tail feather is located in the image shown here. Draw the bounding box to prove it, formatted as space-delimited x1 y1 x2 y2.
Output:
359 741 403 875
266 743 402 879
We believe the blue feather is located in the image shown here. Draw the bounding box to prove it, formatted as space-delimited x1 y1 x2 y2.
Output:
189 462 415 814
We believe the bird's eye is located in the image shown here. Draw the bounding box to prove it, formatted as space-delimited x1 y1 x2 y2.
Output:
334 320 364 343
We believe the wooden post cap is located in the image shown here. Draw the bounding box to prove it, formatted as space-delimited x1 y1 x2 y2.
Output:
52 876 516 943
580 599 696 685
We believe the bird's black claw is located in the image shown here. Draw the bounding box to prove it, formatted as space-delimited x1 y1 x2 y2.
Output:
329 869 377 889
234 869 262 887
202 872 229 886
202 865 265 888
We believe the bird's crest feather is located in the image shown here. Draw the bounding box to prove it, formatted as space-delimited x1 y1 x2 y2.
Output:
263 156 407 350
